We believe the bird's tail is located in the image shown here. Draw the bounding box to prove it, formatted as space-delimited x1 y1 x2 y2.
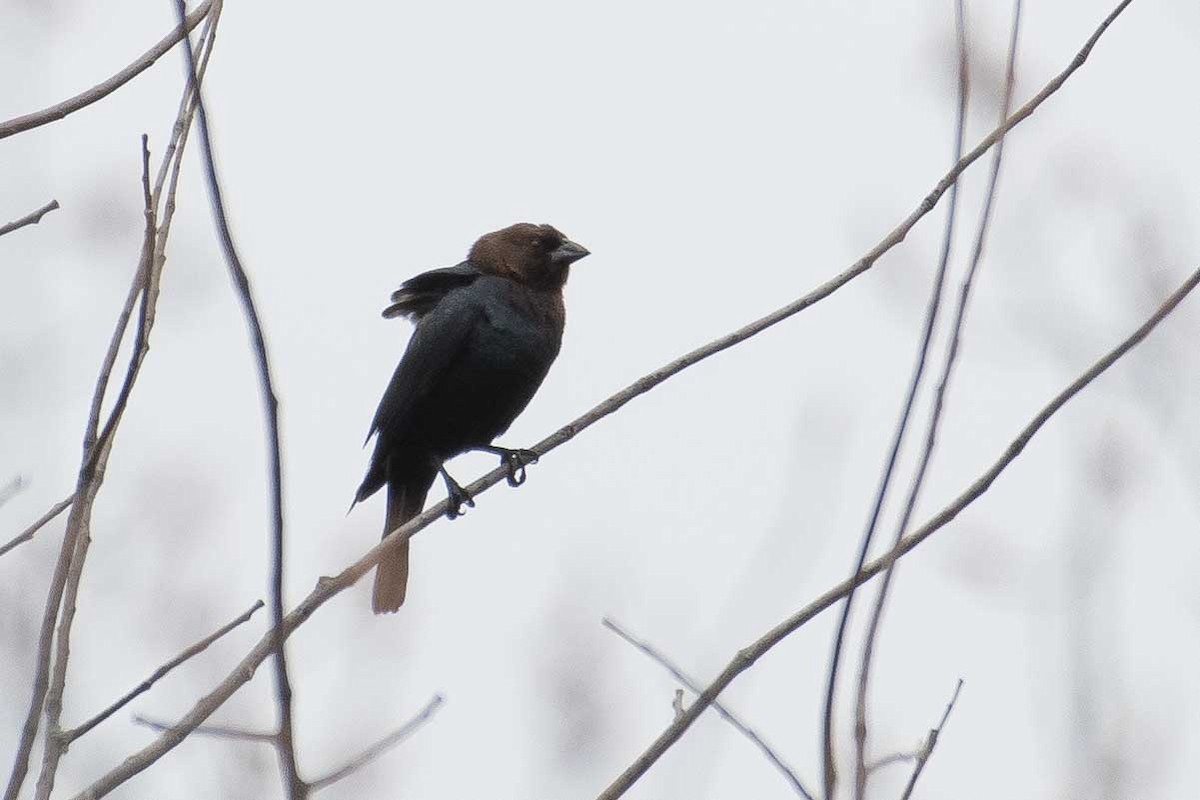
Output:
373 469 435 614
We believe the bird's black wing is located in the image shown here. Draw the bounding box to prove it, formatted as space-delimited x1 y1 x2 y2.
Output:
366 288 485 445
382 262 481 321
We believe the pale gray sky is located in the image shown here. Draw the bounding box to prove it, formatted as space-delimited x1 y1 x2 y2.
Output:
3 1 1200 798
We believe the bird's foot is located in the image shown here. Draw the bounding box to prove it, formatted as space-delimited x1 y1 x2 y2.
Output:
481 446 539 487
439 468 475 519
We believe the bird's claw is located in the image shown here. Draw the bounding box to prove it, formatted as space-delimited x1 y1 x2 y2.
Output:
445 484 475 519
440 469 475 519
498 448 539 487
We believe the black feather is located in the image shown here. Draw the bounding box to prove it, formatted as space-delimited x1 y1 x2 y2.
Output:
382 262 481 320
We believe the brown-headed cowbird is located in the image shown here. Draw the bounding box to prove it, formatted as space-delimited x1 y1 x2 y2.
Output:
355 223 590 613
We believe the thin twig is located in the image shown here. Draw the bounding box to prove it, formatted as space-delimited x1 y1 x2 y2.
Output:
309 695 445 792
865 751 916 772
0 200 60 238
672 690 685 720
854 3 1023 796
66 6 1140 796
169 1 303 797
0 1 213 141
0 496 72 560
65 601 264 743
133 716 276 743
602 618 814 800
898 679 964 800
828 6 971 799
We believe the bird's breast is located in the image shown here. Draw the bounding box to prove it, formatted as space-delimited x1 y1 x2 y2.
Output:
480 310 561 370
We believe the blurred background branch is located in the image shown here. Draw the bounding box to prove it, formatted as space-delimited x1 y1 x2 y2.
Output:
131 693 445 794
602 617 814 799
64 600 264 744
0 496 71 560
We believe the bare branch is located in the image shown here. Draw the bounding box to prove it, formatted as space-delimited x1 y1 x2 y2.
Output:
133 716 276 743
595 256 1199 799
65 5 1141 796
0 496 72 560
309 695 445 793
854 2 1023 795
0 1 213 141
899 680 964 800
169 1 303 796
65 601 264 743
602 618 814 800
828 6 971 798
0 201 60 239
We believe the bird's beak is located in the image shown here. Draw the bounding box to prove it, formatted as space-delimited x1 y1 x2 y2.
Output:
551 239 590 267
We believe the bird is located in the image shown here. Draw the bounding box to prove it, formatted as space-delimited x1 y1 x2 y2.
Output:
354 223 590 613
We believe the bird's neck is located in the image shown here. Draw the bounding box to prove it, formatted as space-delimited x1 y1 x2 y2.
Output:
517 281 567 330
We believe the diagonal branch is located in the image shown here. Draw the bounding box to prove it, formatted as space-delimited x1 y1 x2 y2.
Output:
65 4 1139 795
0 200 60 238
65 601 264 743
602 618 814 800
0 495 72 560
169 1 303 797
854 3 1023 795
0 1 213 141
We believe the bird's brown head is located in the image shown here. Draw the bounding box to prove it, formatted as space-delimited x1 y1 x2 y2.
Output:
468 223 589 289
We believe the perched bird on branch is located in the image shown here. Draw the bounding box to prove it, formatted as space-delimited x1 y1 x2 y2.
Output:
354 223 590 613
